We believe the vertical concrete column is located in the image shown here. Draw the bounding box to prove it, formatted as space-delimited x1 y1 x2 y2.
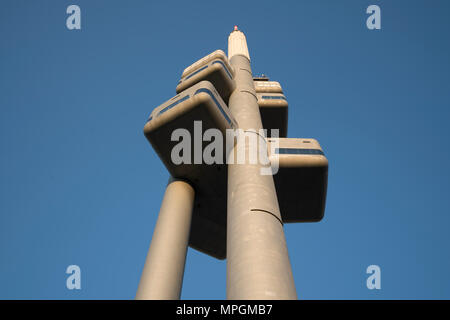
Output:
226 29 297 299
136 178 195 300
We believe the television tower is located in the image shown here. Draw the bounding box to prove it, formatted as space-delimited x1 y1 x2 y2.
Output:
136 27 328 300
225 27 296 299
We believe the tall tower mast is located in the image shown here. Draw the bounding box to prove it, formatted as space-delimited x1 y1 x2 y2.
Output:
226 27 297 299
137 26 328 300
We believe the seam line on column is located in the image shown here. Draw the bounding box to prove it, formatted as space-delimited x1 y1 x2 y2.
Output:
239 89 257 100
239 68 252 75
243 130 266 141
250 209 283 225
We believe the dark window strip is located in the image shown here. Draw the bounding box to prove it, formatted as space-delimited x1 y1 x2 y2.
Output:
194 88 235 128
275 148 324 155
261 95 286 100
184 65 209 81
158 95 190 116
211 60 233 79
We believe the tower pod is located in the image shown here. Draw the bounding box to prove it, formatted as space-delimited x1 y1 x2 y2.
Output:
257 93 288 138
181 50 232 78
144 81 236 259
268 138 328 222
144 80 236 180
182 137 328 260
254 80 283 93
176 50 235 104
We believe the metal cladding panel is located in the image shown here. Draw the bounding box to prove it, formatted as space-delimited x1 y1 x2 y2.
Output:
257 93 288 138
181 50 233 79
176 59 235 104
254 81 283 93
144 80 236 179
268 138 328 222
257 93 288 108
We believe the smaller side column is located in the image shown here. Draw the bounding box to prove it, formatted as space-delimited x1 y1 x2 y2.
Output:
136 178 195 300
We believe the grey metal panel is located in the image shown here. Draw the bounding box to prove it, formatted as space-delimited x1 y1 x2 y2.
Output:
254 80 283 93
181 50 233 78
268 138 328 222
257 93 288 137
176 58 235 104
145 80 236 177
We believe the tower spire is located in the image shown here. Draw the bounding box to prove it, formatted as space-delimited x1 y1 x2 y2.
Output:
228 27 250 61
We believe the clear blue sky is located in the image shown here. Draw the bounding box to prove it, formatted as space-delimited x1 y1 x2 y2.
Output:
1 0 450 299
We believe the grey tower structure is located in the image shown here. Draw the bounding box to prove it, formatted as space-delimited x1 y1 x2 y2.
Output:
136 27 328 300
